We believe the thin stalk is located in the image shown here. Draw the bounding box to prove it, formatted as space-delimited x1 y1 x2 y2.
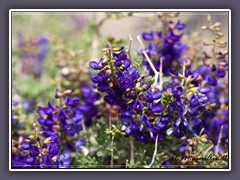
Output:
127 33 133 61
129 136 135 163
144 134 159 168
137 36 158 75
110 134 115 168
109 111 114 168
215 125 223 154
203 144 214 156
57 74 61 106
81 119 88 144
159 57 163 89
181 60 186 86
137 35 159 89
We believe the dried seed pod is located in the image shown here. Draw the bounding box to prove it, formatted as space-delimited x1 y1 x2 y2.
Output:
203 41 213 46
207 15 212 22
43 137 52 145
213 27 221 32
213 22 221 27
29 135 37 141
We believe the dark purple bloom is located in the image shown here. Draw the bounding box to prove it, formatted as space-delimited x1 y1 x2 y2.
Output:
206 75 217 86
21 141 31 150
57 108 67 121
170 68 179 76
64 96 80 107
50 133 59 141
113 51 127 61
149 102 163 113
176 20 185 30
142 31 154 41
58 152 71 167
97 82 109 92
199 96 209 104
89 61 101 70
74 139 85 151
156 115 169 129
168 29 182 41
199 86 210 94
104 92 116 104
173 86 184 97
216 67 225 78
133 99 143 113
122 58 131 70
30 146 39 157
25 156 35 164
46 142 60 156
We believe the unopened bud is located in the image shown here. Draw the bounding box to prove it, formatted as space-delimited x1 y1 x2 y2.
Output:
28 135 36 140
52 155 58 163
43 137 52 145
189 87 199 93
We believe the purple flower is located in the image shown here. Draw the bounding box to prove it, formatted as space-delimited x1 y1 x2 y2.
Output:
216 67 225 78
142 31 155 41
133 99 143 113
90 58 105 69
64 96 80 107
30 146 39 157
21 141 31 150
97 82 109 92
74 139 85 151
58 152 71 167
199 86 210 94
149 102 163 113
176 20 185 30
144 89 162 103
113 51 127 61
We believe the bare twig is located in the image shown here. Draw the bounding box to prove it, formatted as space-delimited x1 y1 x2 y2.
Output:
109 112 114 168
81 119 88 143
110 135 115 168
203 144 214 156
144 134 159 168
137 35 159 89
215 125 223 154
159 57 163 89
153 73 159 87
130 136 135 163
57 74 61 106
137 36 158 75
181 60 186 86
126 33 133 61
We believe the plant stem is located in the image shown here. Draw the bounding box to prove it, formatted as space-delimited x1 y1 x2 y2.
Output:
127 33 133 61
181 60 186 86
110 134 115 168
137 35 160 89
57 74 61 106
129 136 135 163
215 125 223 154
109 111 114 168
137 36 158 75
159 57 163 89
144 134 159 168
81 118 88 144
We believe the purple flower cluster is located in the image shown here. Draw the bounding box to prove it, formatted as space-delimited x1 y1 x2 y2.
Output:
79 84 101 126
12 101 32 135
17 33 48 77
12 130 71 168
12 89 88 168
89 46 177 143
142 20 187 75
